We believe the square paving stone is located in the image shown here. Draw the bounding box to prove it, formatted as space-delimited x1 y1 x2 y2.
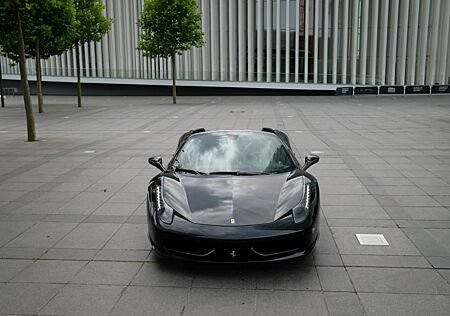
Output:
39 284 124 316
131 262 194 287
54 223 120 249
255 290 328 316
71 261 142 285
104 223 149 250
0 259 34 282
324 292 365 316
184 288 255 316
109 286 188 316
192 264 257 289
11 259 87 283
358 293 450 316
0 283 61 315
256 265 321 290
347 267 450 294
0 221 35 246
6 222 77 248
316 267 354 291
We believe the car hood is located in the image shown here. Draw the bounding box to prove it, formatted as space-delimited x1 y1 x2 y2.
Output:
162 172 304 225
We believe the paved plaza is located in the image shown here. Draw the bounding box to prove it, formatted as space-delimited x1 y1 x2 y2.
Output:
0 94 450 315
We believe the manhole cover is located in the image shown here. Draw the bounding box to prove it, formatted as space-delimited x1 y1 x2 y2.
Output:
356 234 389 246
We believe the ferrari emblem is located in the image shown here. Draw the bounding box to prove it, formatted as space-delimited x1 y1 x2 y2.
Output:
230 250 236 258
230 218 235 224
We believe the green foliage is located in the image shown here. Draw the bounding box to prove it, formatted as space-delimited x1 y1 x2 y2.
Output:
73 0 112 45
0 0 75 61
138 0 204 58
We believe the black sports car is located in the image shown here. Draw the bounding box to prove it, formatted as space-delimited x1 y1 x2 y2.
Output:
146 128 320 262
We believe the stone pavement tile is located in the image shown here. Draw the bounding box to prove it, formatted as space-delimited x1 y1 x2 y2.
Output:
61 192 113 214
50 182 91 192
0 259 34 282
327 218 397 227
358 293 450 316
420 185 450 195
402 228 450 256
83 215 129 223
410 177 449 186
384 206 450 220
39 284 124 316
93 249 150 261
427 256 450 269
342 254 431 268
434 195 450 207
36 191 80 203
192 264 257 289
71 261 142 285
322 205 390 219
366 185 427 196
332 227 421 255
93 202 140 216
108 192 146 204
316 177 363 186
347 267 450 294
375 195 440 207
324 292 365 316
183 288 255 316
54 223 120 249
41 248 98 260
6 222 77 248
0 181 45 191
131 262 194 287
316 267 354 291
13 201 65 214
314 223 339 254
0 221 34 246
359 177 414 186
0 283 61 315
0 190 28 202
11 259 87 283
104 223 149 250
313 253 343 266
0 247 47 259
255 290 328 316
256 265 320 290
426 228 450 252
321 194 380 206
43 214 87 222
438 269 450 281
109 286 188 316
321 184 369 195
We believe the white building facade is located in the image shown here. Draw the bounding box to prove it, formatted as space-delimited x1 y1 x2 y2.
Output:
2 0 450 88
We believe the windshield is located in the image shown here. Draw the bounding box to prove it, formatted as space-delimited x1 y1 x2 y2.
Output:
171 132 296 174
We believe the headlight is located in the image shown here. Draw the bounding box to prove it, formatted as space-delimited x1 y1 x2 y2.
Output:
293 183 314 223
152 184 174 224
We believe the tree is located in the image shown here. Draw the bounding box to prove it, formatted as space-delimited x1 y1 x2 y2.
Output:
0 1 74 113
0 0 36 141
25 1 75 113
73 0 111 108
138 0 204 104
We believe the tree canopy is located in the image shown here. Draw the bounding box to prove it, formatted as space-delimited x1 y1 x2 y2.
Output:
73 0 112 45
0 0 75 62
138 0 204 59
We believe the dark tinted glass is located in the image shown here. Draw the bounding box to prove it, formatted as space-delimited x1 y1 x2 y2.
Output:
173 132 295 174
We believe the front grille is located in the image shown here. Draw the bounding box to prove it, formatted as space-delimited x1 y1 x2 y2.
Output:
162 232 308 262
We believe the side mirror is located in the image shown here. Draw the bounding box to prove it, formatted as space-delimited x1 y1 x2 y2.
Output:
148 156 164 172
303 154 319 171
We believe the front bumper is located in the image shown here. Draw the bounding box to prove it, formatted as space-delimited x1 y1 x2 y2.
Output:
147 209 319 263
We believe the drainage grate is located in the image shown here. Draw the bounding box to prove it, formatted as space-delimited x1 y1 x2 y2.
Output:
356 234 389 246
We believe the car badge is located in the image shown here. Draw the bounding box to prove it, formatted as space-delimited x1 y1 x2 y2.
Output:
230 218 235 224
230 250 236 259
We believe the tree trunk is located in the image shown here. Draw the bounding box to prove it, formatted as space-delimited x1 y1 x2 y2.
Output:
13 0 36 141
76 43 82 108
172 54 176 104
0 59 5 108
35 39 44 113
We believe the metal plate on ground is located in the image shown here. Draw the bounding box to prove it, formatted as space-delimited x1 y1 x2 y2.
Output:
356 234 389 246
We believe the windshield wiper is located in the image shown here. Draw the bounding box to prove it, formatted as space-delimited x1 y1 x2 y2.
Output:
173 167 206 175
